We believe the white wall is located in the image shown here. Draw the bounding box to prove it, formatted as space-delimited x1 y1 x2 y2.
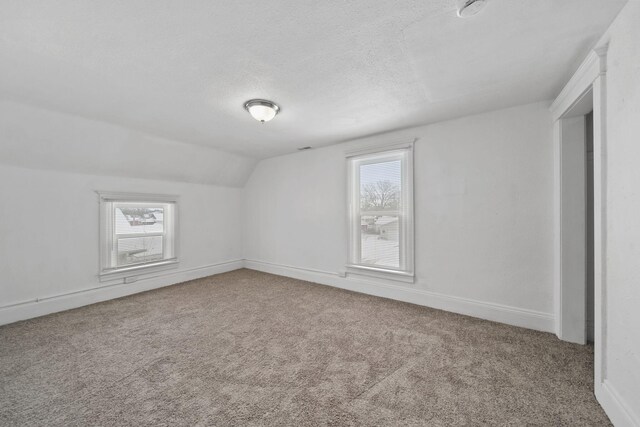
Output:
600 1 640 424
244 101 555 331
0 165 244 324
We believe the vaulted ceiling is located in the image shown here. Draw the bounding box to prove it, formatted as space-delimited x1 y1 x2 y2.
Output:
0 0 627 159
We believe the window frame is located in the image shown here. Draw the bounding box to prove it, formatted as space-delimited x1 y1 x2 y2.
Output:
346 142 415 282
98 192 179 282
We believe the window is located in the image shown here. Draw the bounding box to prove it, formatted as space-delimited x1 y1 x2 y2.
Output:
347 144 414 280
99 192 178 281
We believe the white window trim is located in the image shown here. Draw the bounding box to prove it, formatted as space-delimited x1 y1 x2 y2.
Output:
346 141 415 282
97 191 179 282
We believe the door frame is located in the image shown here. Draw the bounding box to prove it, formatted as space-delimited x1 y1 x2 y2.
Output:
550 44 608 390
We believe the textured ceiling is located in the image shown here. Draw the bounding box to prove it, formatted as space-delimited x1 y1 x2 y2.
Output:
0 0 627 159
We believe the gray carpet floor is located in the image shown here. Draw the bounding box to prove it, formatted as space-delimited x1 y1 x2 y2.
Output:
1 269 610 426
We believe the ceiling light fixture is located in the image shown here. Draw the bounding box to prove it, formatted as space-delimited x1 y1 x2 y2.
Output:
456 0 487 18
244 99 280 123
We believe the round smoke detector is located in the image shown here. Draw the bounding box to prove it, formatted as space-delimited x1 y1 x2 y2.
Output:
457 0 487 18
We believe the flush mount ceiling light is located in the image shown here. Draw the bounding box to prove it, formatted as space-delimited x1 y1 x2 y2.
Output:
456 0 487 17
244 99 280 123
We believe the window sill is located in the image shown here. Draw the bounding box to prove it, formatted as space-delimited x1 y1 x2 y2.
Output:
99 259 179 283
346 264 415 284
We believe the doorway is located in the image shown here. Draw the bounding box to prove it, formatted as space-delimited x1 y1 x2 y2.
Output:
555 92 593 345
551 43 608 412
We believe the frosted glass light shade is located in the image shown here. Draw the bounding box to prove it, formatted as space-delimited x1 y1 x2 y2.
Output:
244 99 280 123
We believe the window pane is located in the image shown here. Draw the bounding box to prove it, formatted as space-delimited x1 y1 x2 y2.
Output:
115 206 164 235
360 160 401 212
116 236 164 266
360 215 400 268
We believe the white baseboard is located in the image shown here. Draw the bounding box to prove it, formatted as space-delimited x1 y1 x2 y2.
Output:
596 380 640 427
243 259 555 333
0 260 243 326
1 258 555 334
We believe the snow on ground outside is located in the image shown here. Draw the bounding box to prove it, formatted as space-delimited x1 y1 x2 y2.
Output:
361 233 399 268
108 207 165 266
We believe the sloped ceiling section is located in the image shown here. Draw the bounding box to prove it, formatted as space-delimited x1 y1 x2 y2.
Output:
0 0 628 159
0 101 257 187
